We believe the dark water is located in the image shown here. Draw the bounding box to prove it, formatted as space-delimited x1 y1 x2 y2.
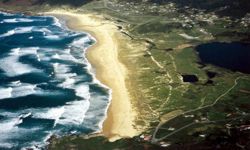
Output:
181 75 198 82
196 42 250 74
206 71 217 78
0 11 110 149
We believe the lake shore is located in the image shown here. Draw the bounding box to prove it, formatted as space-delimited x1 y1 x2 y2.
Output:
45 10 138 141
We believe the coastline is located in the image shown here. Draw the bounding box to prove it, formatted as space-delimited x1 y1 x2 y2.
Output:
44 10 138 141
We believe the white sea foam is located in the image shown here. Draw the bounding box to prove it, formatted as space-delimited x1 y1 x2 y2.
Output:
37 54 41 61
2 19 17 23
52 63 82 89
17 112 32 125
53 17 62 27
57 99 90 125
54 65 69 74
65 48 71 54
53 62 79 88
56 85 90 125
10 48 20 55
0 27 33 38
19 47 39 55
20 47 40 62
14 27 33 33
33 47 61 62
52 53 60 59
0 55 40 77
23 47 41 61
0 83 39 100
75 85 91 99
37 53 49 62
0 129 19 149
21 145 41 150
44 132 53 142
0 143 15 149
0 11 14 16
0 47 41 76
0 30 15 38
10 80 22 86
44 35 61 40
56 53 79 63
0 87 13 99
72 36 91 48
12 47 40 61
33 107 65 127
59 78 76 88
0 118 20 134
2 18 33 23
81 93 111 130
0 111 17 118
19 112 32 119
9 47 38 57
18 18 34 22
52 63 59 70
35 27 52 35
0 118 42 150
12 84 37 98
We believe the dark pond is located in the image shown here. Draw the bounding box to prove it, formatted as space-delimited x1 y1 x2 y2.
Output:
206 71 217 78
196 42 250 74
205 79 214 85
182 75 199 83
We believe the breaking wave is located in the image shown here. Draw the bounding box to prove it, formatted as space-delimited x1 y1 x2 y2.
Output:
0 11 111 149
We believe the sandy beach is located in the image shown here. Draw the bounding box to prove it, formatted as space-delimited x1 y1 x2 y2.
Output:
45 10 138 141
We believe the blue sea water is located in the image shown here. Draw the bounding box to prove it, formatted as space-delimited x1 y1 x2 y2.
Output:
0 11 111 149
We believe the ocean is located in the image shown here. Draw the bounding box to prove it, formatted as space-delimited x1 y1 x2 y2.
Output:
0 11 111 149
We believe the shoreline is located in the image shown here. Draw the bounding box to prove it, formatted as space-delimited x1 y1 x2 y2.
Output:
45 10 138 141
